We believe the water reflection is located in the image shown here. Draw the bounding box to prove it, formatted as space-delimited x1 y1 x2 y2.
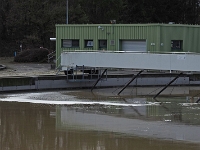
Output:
0 102 57 149
0 87 200 149
56 103 200 142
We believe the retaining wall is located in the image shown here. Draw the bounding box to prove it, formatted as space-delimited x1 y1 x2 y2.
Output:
0 74 199 92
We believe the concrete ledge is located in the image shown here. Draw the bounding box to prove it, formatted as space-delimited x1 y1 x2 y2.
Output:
0 73 199 92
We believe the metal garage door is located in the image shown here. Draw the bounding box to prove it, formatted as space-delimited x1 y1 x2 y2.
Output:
122 40 147 52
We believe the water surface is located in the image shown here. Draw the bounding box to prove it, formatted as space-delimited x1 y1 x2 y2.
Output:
0 87 200 150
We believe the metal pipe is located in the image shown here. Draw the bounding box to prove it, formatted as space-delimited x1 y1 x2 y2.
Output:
118 70 143 95
50 38 56 41
153 72 183 99
91 69 107 91
66 0 68 24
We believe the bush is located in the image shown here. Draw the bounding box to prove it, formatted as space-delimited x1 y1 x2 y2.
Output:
14 48 49 62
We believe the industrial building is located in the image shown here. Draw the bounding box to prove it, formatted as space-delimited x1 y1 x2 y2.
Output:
56 23 200 55
55 23 200 73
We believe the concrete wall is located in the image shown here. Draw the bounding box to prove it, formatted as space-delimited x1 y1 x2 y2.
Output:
0 76 193 92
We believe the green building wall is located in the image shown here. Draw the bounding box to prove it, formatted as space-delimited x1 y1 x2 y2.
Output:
160 25 200 53
56 24 200 66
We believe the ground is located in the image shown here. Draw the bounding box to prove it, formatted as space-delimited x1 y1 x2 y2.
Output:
0 57 59 77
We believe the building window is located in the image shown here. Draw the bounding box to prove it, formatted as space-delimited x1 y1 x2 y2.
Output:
85 40 93 47
99 40 107 49
171 40 183 51
62 39 79 48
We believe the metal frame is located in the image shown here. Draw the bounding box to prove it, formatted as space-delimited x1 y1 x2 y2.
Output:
65 65 102 82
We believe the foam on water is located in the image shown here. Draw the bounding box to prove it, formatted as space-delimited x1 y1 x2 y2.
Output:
0 92 159 107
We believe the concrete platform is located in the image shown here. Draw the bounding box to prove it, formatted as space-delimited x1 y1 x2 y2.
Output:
0 71 200 92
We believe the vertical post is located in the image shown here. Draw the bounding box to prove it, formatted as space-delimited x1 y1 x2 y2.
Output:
66 0 68 24
82 65 84 80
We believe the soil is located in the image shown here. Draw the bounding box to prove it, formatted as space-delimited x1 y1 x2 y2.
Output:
0 57 61 77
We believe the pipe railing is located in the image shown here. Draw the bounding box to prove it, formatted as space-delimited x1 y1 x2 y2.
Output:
62 50 200 55
47 50 56 63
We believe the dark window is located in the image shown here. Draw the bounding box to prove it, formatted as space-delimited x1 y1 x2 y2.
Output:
85 40 93 47
62 39 79 48
99 40 107 48
171 40 183 51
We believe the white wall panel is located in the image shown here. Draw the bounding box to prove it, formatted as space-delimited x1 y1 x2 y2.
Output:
61 52 200 72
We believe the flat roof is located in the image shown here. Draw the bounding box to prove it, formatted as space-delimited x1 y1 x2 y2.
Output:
56 23 200 28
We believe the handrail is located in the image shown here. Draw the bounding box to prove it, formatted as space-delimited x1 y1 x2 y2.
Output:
55 54 62 71
47 50 56 63
47 50 56 56
62 50 200 55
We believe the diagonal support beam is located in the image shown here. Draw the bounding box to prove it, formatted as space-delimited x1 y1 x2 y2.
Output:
153 72 183 99
118 70 143 95
91 69 107 91
196 98 200 103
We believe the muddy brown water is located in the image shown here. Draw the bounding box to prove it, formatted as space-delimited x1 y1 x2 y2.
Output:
0 87 200 150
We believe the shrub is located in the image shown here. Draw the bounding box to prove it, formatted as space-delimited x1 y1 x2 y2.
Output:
14 48 49 62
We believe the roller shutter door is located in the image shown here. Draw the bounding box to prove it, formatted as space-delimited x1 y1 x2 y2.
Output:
122 40 147 52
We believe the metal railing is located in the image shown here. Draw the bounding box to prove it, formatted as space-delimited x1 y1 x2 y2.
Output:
62 49 200 55
47 50 56 63
55 54 62 75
